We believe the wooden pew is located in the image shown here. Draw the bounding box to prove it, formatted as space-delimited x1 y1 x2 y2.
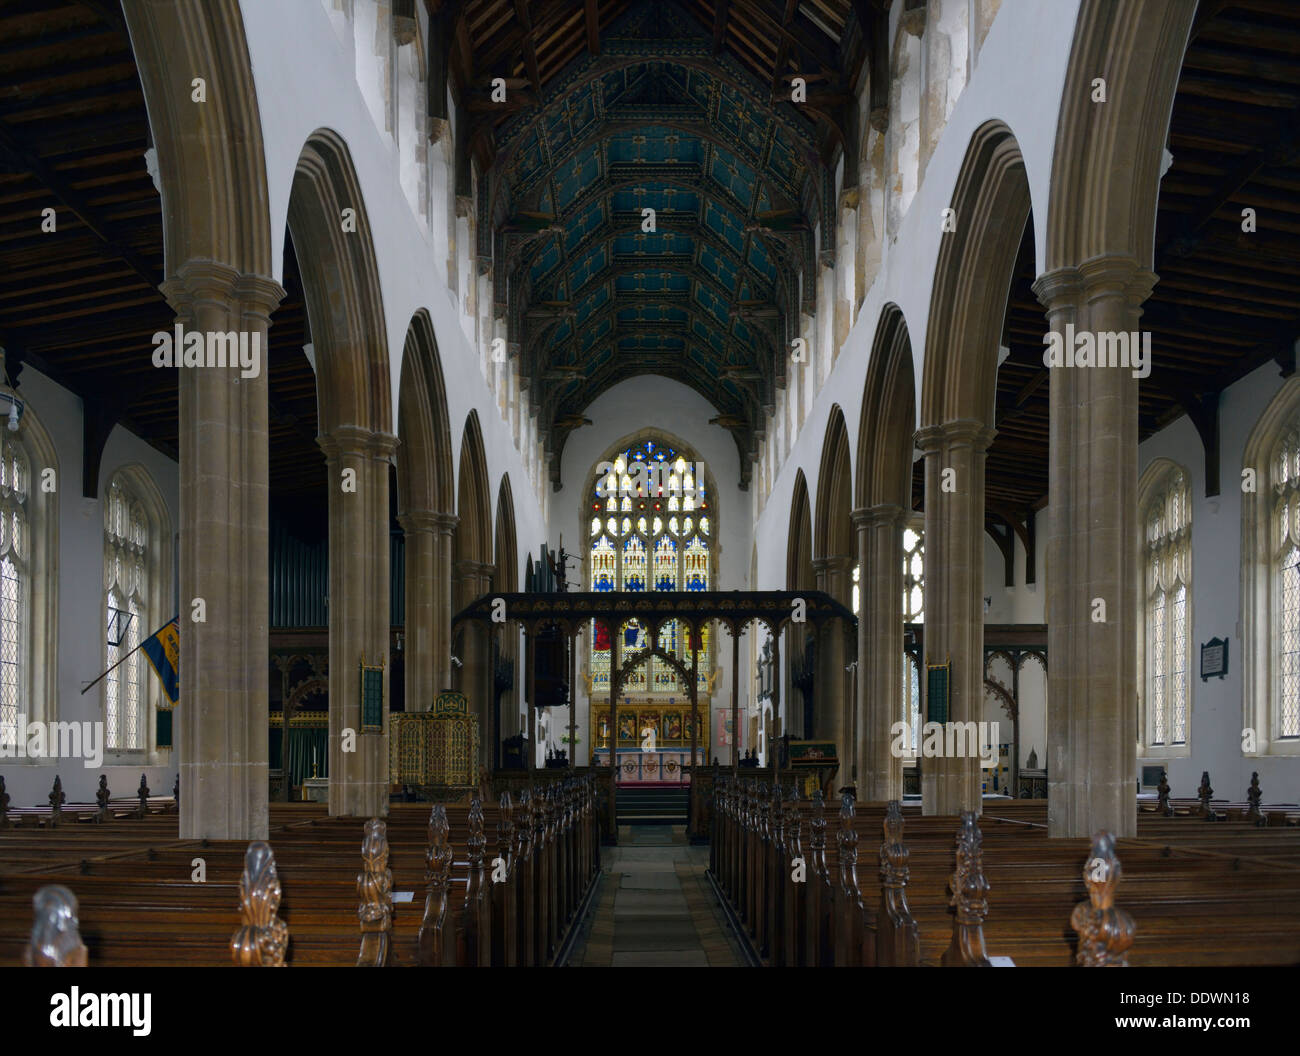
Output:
709 777 1300 968
1 773 602 967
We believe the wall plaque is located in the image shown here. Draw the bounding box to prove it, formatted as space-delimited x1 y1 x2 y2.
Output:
1199 637 1228 682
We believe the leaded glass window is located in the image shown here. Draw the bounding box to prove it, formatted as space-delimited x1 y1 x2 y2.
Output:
0 433 28 745
105 476 148 750
1273 426 1300 738
1144 466 1191 746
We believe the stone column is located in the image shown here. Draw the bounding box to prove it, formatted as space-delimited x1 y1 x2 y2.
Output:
455 559 495 765
915 419 994 816
856 504 906 801
161 262 283 841
432 512 457 692
1034 257 1155 839
813 555 854 763
319 426 397 818
398 511 438 711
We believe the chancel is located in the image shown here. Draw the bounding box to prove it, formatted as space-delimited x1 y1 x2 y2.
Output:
0 0 1298 987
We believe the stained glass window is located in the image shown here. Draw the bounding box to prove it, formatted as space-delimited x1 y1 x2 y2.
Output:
586 438 713 695
105 475 149 750
1143 466 1190 747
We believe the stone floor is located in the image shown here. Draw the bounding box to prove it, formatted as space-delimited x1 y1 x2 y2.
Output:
565 826 746 967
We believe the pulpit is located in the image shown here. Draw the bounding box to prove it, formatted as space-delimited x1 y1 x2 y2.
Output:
389 691 480 793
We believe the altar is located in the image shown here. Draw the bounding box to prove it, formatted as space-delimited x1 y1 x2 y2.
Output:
591 748 702 785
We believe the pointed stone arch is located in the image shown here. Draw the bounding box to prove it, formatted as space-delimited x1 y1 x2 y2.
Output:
455 411 493 574
397 309 457 710
920 120 1030 431
122 0 272 278
784 468 814 743
918 120 1030 817
287 129 395 819
812 406 853 754
814 406 853 563
494 474 519 594
856 305 916 513
786 469 814 593
855 304 917 801
454 410 494 762
288 128 391 435
1044 0 1195 273
396 310 454 516
492 473 520 761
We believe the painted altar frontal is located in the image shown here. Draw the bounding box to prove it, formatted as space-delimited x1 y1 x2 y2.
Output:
591 699 709 785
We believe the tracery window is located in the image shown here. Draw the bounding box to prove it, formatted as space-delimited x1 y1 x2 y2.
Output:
902 524 924 750
0 433 29 744
1142 465 1191 748
105 475 149 751
1272 428 1300 740
587 438 712 696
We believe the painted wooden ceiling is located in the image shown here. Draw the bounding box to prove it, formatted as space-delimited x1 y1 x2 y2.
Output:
480 0 859 489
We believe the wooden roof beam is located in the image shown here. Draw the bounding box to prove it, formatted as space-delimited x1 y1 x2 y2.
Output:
513 0 543 94
712 0 731 55
736 0 840 87
0 119 157 289
586 0 600 55
768 0 800 100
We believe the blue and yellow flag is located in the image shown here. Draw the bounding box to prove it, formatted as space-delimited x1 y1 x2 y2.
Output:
141 617 180 706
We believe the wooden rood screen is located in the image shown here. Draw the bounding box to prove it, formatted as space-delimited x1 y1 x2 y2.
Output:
709 778 1300 967
0 774 601 967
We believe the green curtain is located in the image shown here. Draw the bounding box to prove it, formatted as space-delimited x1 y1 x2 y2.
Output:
286 727 329 786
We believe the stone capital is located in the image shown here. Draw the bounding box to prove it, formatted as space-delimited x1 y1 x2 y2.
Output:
456 559 497 582
1034 254 1158 312
232 273 288 319
914 418 995 456
161 261 285 322
1077 253 1158 307
812 555 856 576
852 503 906 530
399 510 447 535
1031 265 1082 312
317 426 399 461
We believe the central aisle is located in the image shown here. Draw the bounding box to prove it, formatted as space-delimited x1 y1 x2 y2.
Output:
567 826 744 967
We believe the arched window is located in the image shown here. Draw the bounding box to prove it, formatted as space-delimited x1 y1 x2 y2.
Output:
104 477 148 750
902 522 924 750
585 437 714 696
0 432 30 741
1270 424 1300 741
102 467 172 755
0 400 57 743
1138 462 1191 753
1243 380 1300 756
